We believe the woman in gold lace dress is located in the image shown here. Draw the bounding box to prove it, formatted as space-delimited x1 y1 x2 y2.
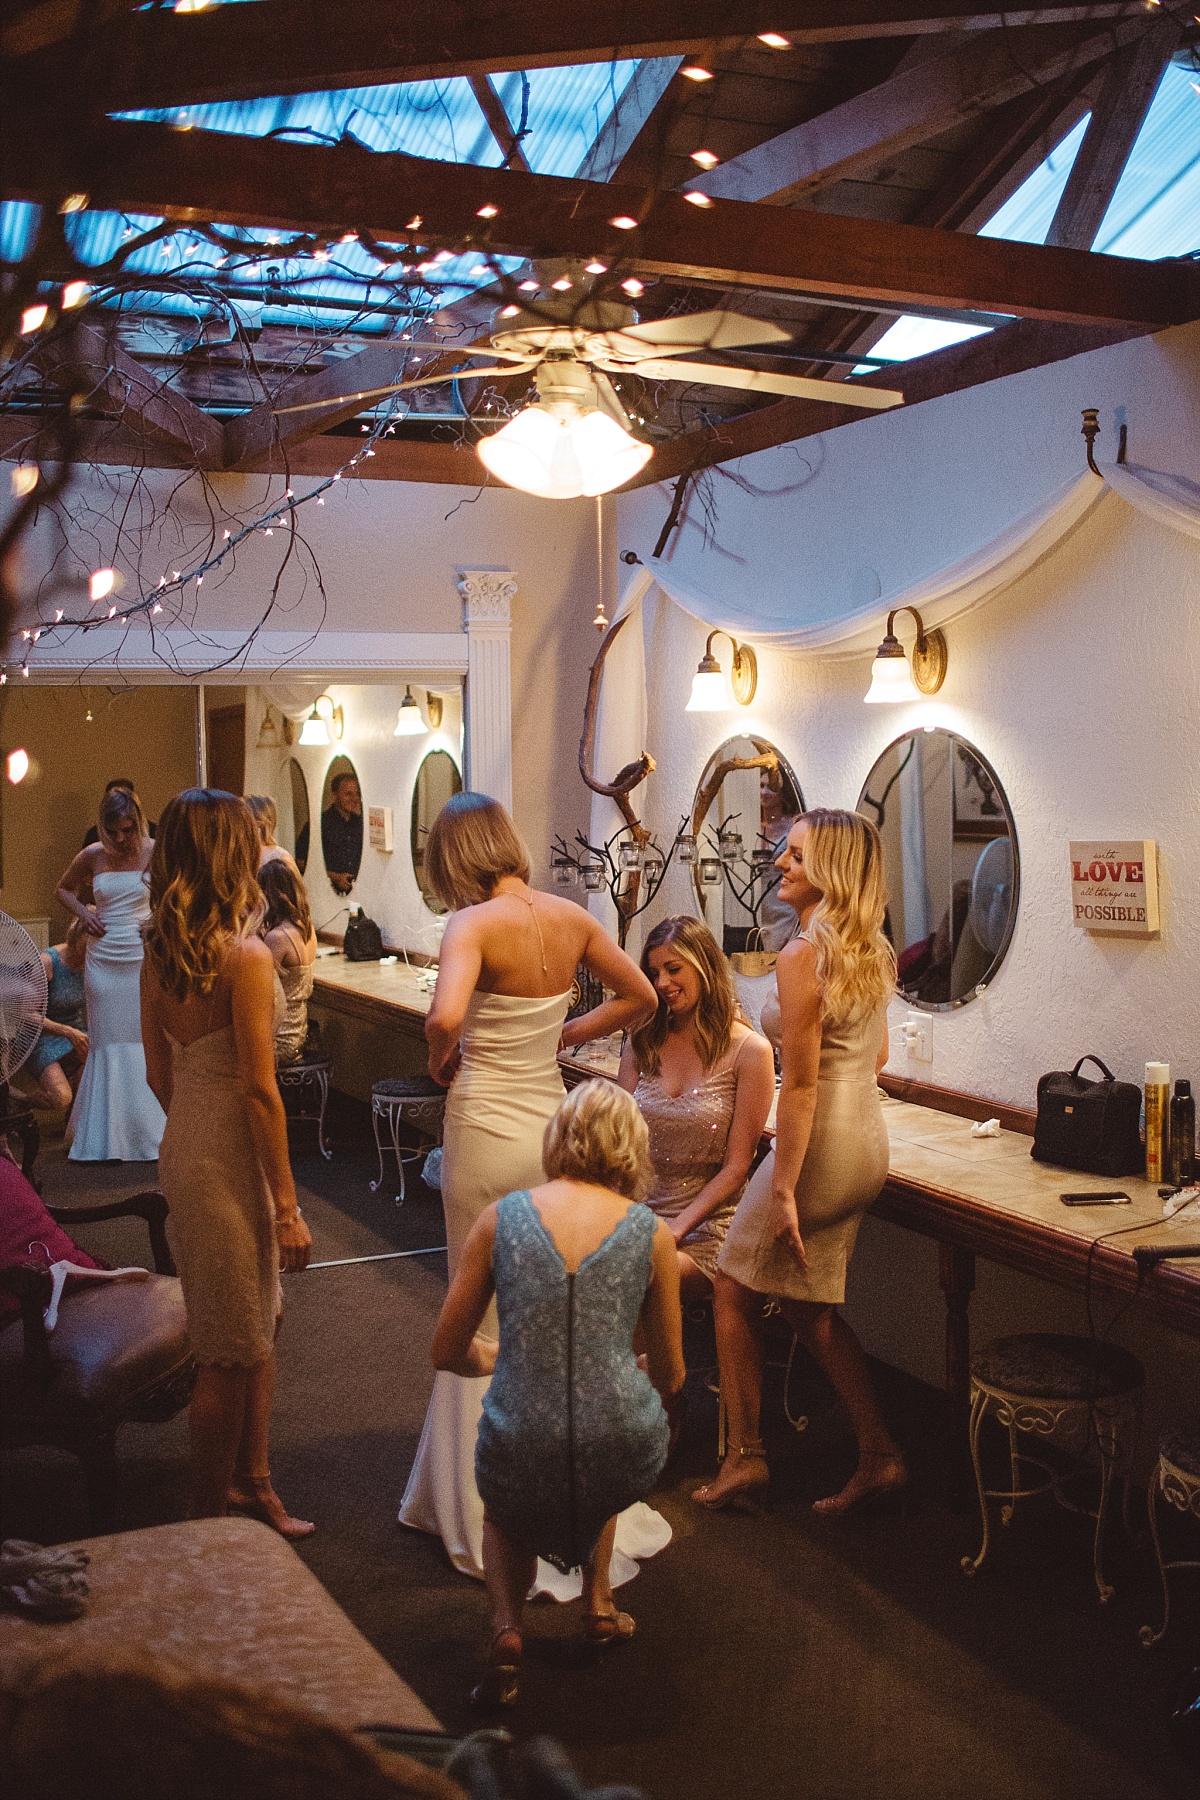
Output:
619 918 774 1301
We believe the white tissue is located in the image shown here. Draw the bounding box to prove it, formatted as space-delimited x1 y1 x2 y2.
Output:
971 1118 1001 1138
1163 1187 1200 1219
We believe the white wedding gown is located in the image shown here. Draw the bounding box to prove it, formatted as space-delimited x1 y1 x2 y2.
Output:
399 988 671 1600
67 869 165 1162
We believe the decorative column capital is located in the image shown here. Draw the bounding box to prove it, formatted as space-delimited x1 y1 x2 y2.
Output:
458 569 517 627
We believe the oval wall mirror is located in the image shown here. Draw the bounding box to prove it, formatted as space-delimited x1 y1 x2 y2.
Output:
857 727 1019 1011
272 756 311 874
411 748 463 914
320 754 363 895
691 735 805 956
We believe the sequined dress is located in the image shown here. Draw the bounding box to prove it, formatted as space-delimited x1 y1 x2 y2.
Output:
634 1063 740 1279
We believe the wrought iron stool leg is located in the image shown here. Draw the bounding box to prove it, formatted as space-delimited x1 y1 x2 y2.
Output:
1092 1429 1117 1604
389 1103 406 1205
962 1385 992 1578
314 1069 331 1160
1140 1464 1171 1647
369 1098 388 1193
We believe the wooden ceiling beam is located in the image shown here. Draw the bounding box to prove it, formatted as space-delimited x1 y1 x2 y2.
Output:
32 317 225 465
12 0 1153 113
4 117 1194 330
626 316 1148 486
1045 17 1179 249
684 17 1149 204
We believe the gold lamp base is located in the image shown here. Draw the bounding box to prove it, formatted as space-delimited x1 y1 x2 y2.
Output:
911 628 947 695
730 642 758 706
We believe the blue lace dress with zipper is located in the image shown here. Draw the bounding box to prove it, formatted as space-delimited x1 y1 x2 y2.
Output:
476 1190 670 1574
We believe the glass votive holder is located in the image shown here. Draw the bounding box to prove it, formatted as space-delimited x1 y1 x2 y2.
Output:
582 861 606 891
676 834 698 865
699 858 721 886
551 855 577 887
618 839 643 871
718 830 743 865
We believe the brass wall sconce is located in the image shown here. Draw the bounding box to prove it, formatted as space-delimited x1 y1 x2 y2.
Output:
686 630 758 712
864 607 947 704
298 694 344 745
255 704 294 749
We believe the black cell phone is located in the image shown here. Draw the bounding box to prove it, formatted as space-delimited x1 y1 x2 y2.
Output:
1060 1190 1131 1206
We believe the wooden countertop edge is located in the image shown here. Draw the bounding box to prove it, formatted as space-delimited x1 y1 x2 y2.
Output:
310 976 427 1034
879 1073 1037 1136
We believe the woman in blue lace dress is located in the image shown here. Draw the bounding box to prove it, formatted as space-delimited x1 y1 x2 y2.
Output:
432 1079 685 1708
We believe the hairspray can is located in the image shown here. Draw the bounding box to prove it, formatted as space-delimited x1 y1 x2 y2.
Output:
1145 1062 1170 1184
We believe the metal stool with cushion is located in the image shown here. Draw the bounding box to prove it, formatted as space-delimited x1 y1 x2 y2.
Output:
370 1076 446 1204
962 1331 1144 1602
277 1054 333 1160
1140 1418 1200 1646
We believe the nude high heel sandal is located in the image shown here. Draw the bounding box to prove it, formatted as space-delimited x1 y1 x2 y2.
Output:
691 1442 769 1512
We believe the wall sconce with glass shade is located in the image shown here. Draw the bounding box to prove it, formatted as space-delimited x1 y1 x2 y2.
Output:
477 357 652 499
298 694 344 745
255 704 294 750
686 629 758 712
864 606 947 704
393 687 429 737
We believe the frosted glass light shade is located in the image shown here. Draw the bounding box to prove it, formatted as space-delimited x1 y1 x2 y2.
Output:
686 668 733 711
393 687 428 736
299 708 329 744
864 643 922 703
477 403 652 498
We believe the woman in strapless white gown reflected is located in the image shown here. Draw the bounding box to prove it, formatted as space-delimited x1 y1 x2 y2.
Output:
57 786 165 1162
399 792 658 1599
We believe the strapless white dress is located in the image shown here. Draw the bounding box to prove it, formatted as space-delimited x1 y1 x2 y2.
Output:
67 869 165 1162
399 988 671 1599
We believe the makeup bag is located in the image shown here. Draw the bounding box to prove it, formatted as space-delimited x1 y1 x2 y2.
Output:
343 908 385 962
1031 1055 1143 1177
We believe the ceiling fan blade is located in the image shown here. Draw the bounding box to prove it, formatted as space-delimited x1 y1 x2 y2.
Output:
632 359 903 410
273 363 539 416
616 311 792 354
589 368 634 428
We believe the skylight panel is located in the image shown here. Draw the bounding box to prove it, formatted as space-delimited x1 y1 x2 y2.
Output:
1093 60 1200 259
978 115 1090 246
490 61 640 176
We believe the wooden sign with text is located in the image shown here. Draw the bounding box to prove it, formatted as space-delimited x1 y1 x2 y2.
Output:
1069 840 1159 934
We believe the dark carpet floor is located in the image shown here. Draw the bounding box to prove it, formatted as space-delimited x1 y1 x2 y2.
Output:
4 1101 1200 1800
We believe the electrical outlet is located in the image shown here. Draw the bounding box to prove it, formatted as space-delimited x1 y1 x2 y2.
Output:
900 1013 933 1063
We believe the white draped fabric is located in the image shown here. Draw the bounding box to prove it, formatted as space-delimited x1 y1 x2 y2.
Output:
589 459 1200 840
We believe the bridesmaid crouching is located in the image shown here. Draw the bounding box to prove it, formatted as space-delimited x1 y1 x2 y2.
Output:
619 918 774 1301
432 1080 685 1708
141 790 312 1535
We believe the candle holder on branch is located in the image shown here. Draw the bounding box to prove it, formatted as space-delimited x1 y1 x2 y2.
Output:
551 818 690 949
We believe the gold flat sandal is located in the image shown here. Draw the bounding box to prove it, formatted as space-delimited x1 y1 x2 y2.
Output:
691 1442 769 1512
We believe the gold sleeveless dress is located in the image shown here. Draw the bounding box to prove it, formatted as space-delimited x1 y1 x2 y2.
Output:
634 1065 741 1279
719 987 889 1305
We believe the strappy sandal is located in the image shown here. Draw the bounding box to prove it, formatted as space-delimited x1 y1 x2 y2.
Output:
691 1441 769 1512
227 1475 315 1540
811 1449 909 1518
469 1628 522 1708
584 1608 636 1646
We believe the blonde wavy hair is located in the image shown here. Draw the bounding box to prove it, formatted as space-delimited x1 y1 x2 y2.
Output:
97 784 147 849
798 808 896 1025
631 916 738 1076
245 794 277 845
425 791 531 910
143 790 265 1001
542 1080 652 1203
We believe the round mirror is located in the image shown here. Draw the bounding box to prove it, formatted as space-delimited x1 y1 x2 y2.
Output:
857 728 1019 1011
320 754 363 895
411 748 463 914
272 756 310 874
691 735 805 956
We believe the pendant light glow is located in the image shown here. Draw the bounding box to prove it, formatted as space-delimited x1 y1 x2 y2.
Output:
477 358 651 499
393 687 428 736
299 706 329 745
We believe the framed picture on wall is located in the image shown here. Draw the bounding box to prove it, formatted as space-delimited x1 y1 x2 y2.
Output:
952 740 1007 840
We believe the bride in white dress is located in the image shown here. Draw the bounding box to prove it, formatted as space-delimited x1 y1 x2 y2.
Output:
399 792 664 1599
57 786 165 1162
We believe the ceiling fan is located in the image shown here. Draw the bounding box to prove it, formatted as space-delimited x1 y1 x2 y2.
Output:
276 284 903 499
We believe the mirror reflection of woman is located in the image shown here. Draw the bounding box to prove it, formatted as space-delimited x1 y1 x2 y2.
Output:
56 785 165 1162
619 918 774 1301
245 795 300 877
698 810 905 1516
260 859 317 1067
399 792 659 1597
141 790 313 1537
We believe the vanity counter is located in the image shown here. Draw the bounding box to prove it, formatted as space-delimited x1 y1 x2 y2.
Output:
310 953 434 1033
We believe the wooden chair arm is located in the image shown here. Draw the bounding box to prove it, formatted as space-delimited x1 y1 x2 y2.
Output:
0 1263 53 1382
46 1189 176 1277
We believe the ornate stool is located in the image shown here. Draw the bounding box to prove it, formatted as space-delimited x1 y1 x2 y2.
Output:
1140 1418 1200 1646
276 1055 333 1160
962 1332 1144 1602
370 1076 446 1205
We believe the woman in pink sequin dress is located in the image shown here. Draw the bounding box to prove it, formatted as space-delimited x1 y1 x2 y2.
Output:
619 918 774 1300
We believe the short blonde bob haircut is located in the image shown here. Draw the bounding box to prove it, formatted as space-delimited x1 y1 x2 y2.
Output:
424 791 531 911
245 794 277 844
542 1079 652 1204
143 790 265 1001
796 808 897 1025
631 915 738 1077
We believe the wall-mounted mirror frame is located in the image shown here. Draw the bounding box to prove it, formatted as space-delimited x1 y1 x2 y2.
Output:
690 734 805 957
320 753 363 895
272 756 311 874
411 746 463 916
857 727 1020 1013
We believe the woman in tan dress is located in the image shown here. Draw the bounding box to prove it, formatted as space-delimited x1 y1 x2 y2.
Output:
696 808 904 1516
141 790 312 1533
618 917 774 1300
